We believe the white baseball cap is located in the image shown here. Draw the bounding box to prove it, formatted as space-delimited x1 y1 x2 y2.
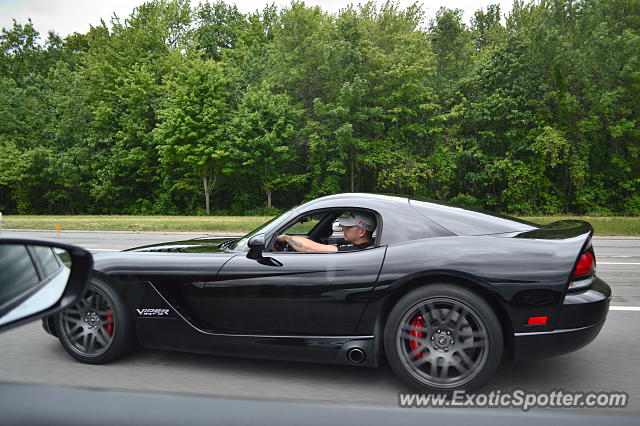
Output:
338 212 375 232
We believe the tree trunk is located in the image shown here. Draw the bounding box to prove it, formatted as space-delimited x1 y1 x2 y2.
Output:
350 155 355 192
266 189 272 208
203 176 210 216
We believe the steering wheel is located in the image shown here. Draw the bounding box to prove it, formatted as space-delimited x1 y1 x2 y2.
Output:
274 235 320 252
274 239 292 252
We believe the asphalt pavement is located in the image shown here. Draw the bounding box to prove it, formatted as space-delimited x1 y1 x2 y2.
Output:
0 230 638 413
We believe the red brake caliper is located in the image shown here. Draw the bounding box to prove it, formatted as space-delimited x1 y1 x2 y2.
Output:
409 315 425 359
105 309 114 337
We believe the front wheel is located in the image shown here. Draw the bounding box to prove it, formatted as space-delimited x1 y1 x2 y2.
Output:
384 284 503 392
55 277 135 364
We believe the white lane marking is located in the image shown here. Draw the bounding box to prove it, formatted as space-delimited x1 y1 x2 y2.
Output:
610 306 640 311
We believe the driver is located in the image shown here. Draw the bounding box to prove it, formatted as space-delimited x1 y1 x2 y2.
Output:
275 212 375 253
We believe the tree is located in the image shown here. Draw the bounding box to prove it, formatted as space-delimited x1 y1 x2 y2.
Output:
79 0 192 213
470 4 504 51
225 85 304 208
154 57 229 215
429 8 473 86
194 0 247 60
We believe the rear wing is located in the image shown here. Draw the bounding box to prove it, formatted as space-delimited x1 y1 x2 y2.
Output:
513 220 593 241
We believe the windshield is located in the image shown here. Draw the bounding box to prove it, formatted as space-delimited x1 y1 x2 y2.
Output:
229 207 298 251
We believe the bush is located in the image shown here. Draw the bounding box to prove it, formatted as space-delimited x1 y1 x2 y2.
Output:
243 206 282 216
449 194 484 210
623 194 640 216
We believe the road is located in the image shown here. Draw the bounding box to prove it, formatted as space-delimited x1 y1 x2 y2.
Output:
0 230 638 412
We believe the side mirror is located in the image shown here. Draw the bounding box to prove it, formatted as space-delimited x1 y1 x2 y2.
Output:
248 234 266 249
0 238 93 333
246 234 265 260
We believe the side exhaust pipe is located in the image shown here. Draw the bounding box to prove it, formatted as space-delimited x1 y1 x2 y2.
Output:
347 347 366 364
339 339 374 367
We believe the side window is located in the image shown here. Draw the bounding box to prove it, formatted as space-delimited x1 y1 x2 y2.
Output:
273 209 380 253
330 218 380 243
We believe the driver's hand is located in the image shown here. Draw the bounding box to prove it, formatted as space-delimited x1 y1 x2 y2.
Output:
276 234 288 243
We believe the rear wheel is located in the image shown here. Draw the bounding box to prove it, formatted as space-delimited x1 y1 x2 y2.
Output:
55 277 134 364
384 284 503 392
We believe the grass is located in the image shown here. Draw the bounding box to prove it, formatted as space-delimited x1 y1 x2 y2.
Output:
1 215 272 233
2 215 639 236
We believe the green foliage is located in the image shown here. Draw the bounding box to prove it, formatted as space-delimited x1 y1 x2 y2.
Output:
225 85 305 208
154 55 230 214
0 0 638 216
194 0 247 60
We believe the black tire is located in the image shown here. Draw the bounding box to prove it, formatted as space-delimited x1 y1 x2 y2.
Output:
55 276 135 364
384 284 503 392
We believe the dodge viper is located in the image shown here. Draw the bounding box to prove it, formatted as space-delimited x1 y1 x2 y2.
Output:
42 193 610 392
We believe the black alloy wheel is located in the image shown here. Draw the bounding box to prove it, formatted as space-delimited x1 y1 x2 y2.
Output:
384 284 503 392
56 277 134 364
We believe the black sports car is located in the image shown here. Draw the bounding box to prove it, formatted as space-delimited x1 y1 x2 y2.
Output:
42 193 610 392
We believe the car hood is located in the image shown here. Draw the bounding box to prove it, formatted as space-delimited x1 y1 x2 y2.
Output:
123 236 241 253
92 237 240 277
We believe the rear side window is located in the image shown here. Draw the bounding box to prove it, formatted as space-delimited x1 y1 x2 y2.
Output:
0 245 40 307
410 199 537 236
32 246 62 278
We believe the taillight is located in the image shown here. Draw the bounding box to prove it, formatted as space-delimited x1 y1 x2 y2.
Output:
568 251 595 292
574 252 595 277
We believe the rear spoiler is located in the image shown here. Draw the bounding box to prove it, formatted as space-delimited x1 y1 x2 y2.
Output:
513 220 594 241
